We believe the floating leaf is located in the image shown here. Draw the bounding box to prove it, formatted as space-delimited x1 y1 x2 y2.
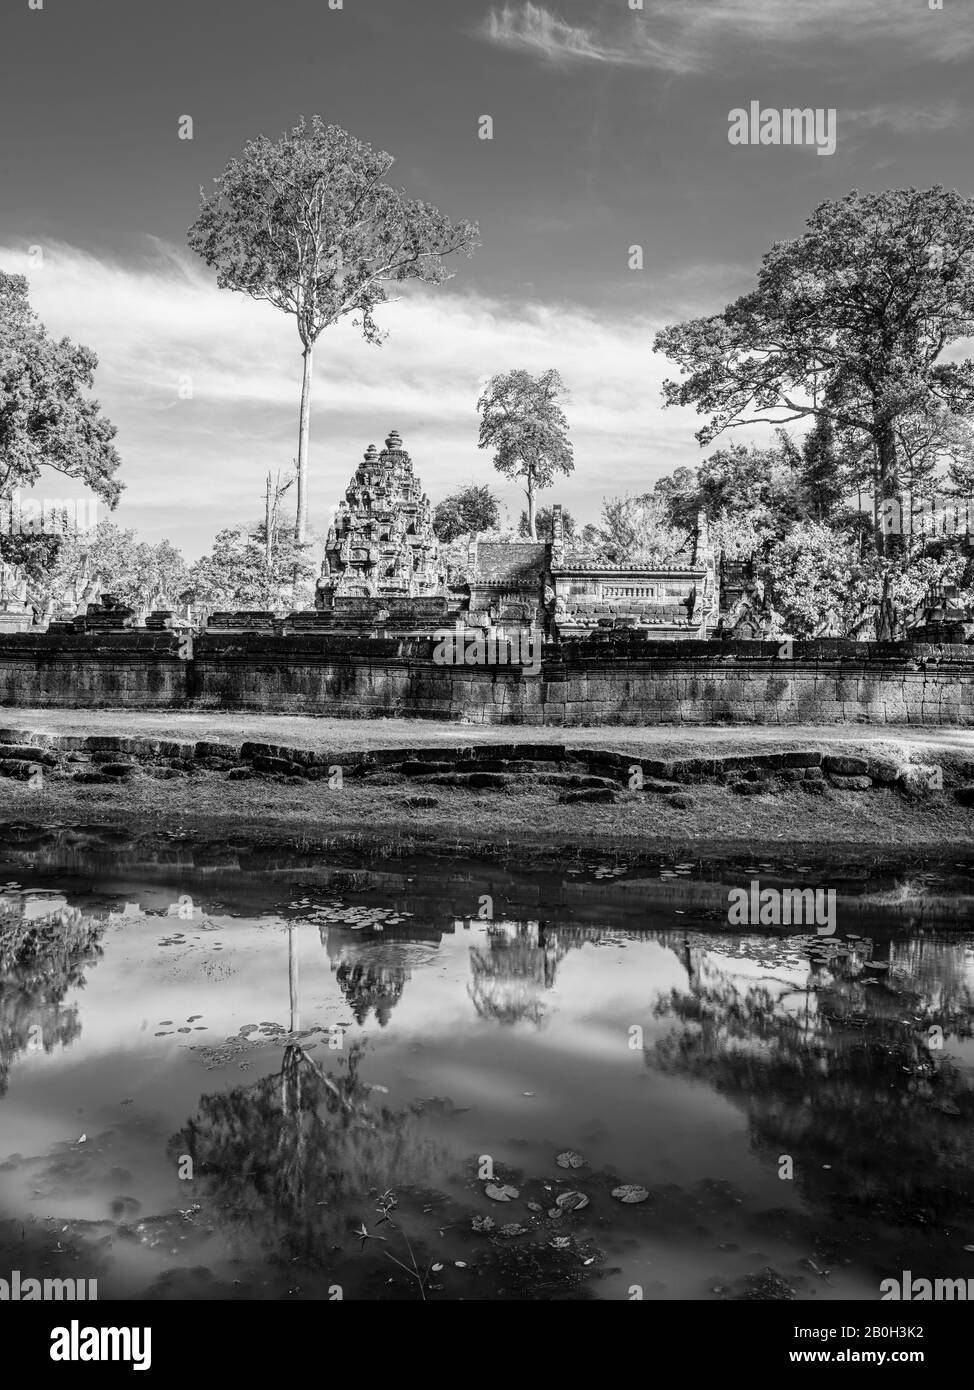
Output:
484 1183 519 1202
611 1185 649 1204
556 1150 585 1169
556 1190 589 1212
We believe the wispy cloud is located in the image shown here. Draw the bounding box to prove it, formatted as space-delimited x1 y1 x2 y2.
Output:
481 0 973 74
847 99 971 135
482 1 687 72
1 241 742 556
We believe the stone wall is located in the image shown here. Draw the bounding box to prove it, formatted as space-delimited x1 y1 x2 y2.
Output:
0 631 970 725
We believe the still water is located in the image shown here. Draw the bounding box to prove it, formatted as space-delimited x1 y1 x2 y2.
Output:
1 831 973 1301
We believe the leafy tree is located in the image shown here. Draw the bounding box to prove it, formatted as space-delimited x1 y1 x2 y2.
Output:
798 414 851 522
765 523 875 636
477 368 574 539
35 521 189 616
518 505 575 542
655 187 974 568
188 117 478 546
0 273 121 504
189 522 314 612
596 494 683 565
652 464 701 534
432 484 499 542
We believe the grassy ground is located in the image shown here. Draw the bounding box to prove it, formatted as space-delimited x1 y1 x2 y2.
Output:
0 734 971 866
3 707 974 759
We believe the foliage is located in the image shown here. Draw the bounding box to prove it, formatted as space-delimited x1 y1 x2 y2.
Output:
655 187 974 557
30 520 188 618
0 273 122 506
188 522 315 613
188 117 478 542
477 368 574 539
596 494 684 565
518 505 575 542
433 484 500 542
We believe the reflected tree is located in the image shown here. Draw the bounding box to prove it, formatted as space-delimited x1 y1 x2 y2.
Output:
467 922 578 1026
652 930 974 1228
170 1041 444 1266
0 904 104 1097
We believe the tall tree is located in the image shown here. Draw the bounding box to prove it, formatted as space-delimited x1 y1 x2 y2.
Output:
188 117 478 547
518 504 576 542
654 187 974 567
432 483 500 542
477 368 574 539
0 273 122 504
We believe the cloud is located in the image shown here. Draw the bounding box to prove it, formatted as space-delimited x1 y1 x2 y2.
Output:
1 241 741 558
846 100 971 135
480 0 973 74
482 1 686 71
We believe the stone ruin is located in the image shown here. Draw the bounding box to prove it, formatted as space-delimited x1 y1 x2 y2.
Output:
0 559 31 632
283 429 460 636
316 430 444 601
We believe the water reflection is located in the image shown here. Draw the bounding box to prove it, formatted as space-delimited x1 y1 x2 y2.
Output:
171 1041 445 1267
1 855 974 1299
0 898 104 1096
652 929 974 1231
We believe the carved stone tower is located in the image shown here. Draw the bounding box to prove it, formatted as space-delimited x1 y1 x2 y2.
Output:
315 431 443 607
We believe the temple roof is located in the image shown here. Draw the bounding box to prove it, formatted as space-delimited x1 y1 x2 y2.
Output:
553 559 707 575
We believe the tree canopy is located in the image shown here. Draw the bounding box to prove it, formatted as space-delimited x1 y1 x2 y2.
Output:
432 483 500 542
188 117 478 544
654 187 974 560
477 368 574 540
0 273 122 505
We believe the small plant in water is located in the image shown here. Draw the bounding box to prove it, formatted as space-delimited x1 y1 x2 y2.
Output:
357 1189 434 1300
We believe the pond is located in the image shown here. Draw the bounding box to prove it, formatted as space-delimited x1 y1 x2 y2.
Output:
1 829 973 1301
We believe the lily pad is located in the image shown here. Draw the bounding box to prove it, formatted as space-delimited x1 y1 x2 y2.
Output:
556 1190 589 1212
611 1184 649 1204
484 1182 519 1202
556 1150 585 1169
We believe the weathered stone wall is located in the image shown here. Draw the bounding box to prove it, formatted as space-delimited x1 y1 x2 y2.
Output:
0 632 187 709
0 632 971 725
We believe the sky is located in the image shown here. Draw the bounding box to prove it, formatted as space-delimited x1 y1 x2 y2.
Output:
1 0 972 559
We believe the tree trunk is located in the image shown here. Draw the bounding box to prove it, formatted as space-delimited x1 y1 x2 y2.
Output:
265 472 272 608
288 926 299 1034
874 420 903 561
295 344 314 547
526 470 536 541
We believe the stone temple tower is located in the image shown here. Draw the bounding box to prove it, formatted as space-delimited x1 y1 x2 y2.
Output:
315 431 443 607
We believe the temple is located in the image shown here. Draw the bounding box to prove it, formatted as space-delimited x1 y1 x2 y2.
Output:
297 430 718 640
304 430 461 633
